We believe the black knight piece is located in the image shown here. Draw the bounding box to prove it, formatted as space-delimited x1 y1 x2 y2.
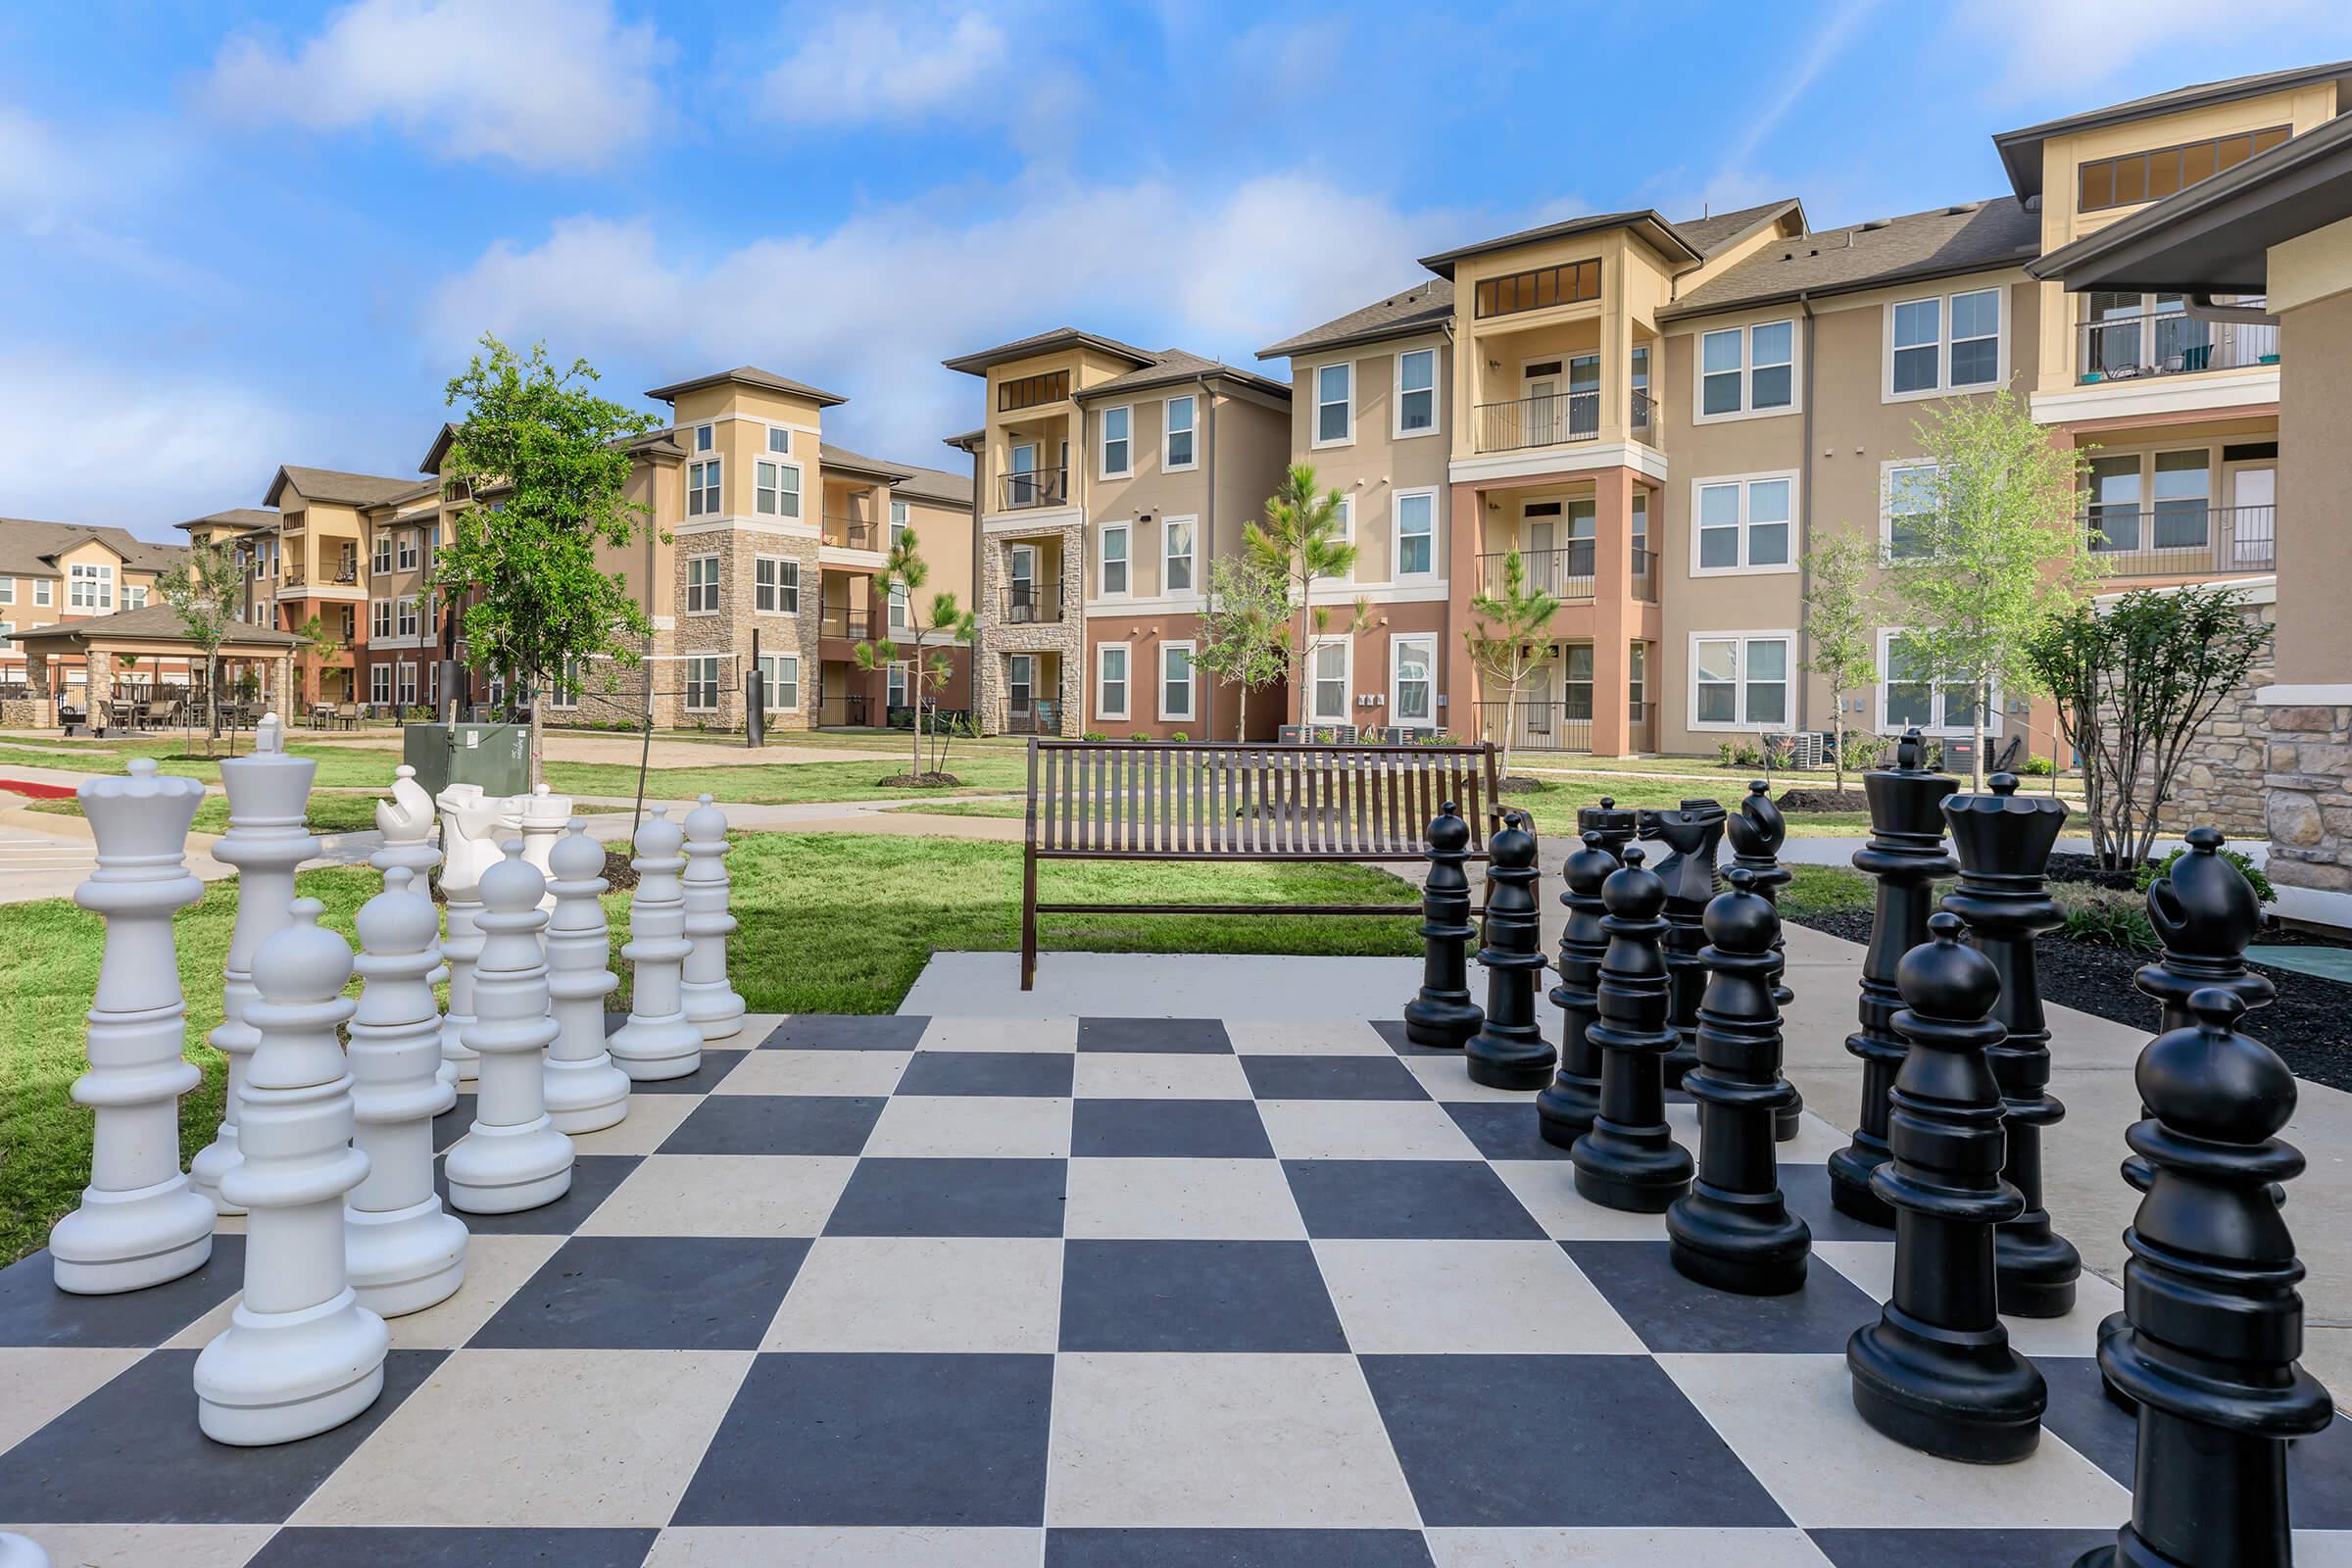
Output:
1828 729 1957 1227
1570 847 1693 1212
1942 773 2081 1319
2073 990 2333 1568
1724 779 1803 1141
1466 810 1554 1090
1540 830 1619 1145
1667 868 1809 1295
1640 799 1725 1090
1404 802 1483 1050
1846 912 2046 1464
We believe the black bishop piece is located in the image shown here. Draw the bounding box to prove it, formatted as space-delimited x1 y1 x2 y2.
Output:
1403 801 1483 1050
1641 800 1725 1090
1570 847 1693 1212
1724 779 1803 1142
1466 810 1553 1090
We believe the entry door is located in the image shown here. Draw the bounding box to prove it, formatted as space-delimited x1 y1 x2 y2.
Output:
1008 545 1037 620
1523 501 1558 594
1523 360 1561 445
1524 664 1554 735
2227 465 2276 567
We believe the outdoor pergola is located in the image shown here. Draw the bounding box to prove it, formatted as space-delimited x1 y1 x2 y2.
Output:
10 605 301 733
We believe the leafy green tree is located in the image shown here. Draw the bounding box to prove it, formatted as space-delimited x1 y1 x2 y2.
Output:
1248 464 1360 727
157 536 243 755
1460 549 1562 780
429 336 659 785
1194 554 1293 740
857 526 976 782
1799 531 1881 790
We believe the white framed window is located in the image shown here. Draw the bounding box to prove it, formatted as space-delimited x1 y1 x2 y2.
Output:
688 458 722 517
396 662 417 706
372 534 393 573
1690 472 1796 575
1877 628 1992 735
369 662 391 706
1313 361 1353 447
69 563 114 610
889 499 909 552
1308 638 1351 723
1396 348 1438 437
1096 643 1129 720
887 661 908 710
1159 639 1196 721
1333 492 1354 545
1690 632 1792 729
693 422 714 454
755 459 801 518
370 599 391 638
1886 286 2004 400
1395 489 1437 578
1163 516 1196 595
685 655 720 712
0 579 12 605
766 424 791 456
1390 634 1436 725
754 556 800 613
124 584 147 610
1695 319 1795 421
425 662 438 704
548 657 584 709
889 583 909 631
34 579 52 607
1008 654 1034 713
1100 406 1133 478
1883 463 1939 561
759 652 801 711
396 596 420 638
396 531 418 570
1164 395 1197 470
685 555 721 613
1100 521 1130 596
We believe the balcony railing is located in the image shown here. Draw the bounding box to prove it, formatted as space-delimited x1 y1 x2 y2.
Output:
1005 700 1060 736
999 467 1070 511
1477 547 1657 603
1476 700 1592 754
822 515 877 551
2077 311 2278 383
2084 503 2276 577
1632 549 1658 603
1475 390 1598 454
283 564 308 588
819 606 872 639
1630 387 1656 444
1000 581 1065 624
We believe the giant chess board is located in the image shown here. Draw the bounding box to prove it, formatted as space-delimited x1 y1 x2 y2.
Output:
4 1009 2348 1568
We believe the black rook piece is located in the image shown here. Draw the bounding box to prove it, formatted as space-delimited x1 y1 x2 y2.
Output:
1570 848 1694 1212
1942 773 2081 1319
1846 912 2045 1465
1667 867 1809 1296
1466 810 1554 1090
1828 730 1957 1227
1540 830 1619 1145
1724 779 1803 1141
1404 802 1483 1050
1579 796 1639 862
2073 990 2332 1568
1641 799 1725 1089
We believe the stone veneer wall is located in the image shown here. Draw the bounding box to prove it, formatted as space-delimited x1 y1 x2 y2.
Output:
2264 701 2352 893
2157 601 2274 840
975 523 1084 736
659 527 822 732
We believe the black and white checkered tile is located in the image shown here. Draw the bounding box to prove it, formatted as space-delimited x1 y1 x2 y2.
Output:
3 1010 2347 1568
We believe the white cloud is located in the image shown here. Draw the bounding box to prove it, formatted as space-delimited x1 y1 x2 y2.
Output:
761 7 1010 126
202 0 665 172
1959 0 2351 103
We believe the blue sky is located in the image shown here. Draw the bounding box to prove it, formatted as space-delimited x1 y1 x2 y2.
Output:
8 0 2352 539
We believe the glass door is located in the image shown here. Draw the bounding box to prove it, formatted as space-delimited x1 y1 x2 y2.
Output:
1009 444 1039 507
1008 545 1037 621
2228 464 2276 566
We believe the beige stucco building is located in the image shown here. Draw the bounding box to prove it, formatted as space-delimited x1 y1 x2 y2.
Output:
0 520 191 711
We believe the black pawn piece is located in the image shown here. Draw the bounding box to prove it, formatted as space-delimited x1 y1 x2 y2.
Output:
2073 990 2332 1568
1467 810 1553 1090
1640 799 1726 1090
1668 867 1810 1295
1943 773 2081 1319
1828 729 1957 1227
1579 796 1640 862
1846 911 2046 1464
1404 802 1483 1050
1725 779 1803 1141
1570 848 1693 1212
1540 830 1618 1146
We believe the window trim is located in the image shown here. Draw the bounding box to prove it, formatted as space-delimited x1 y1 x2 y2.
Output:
395 595 420 639
1875 626 2000 736
395 661 418 708
687 457 723 518
1158 638 1197 722
68 562 116 611
1160 514 1198 596
1689 470 1800 578
1394 347 1441 439
369 662 392 707
1099 405 1134 480
759 651 802 712
1691 318 1799 424
1881 460 1941 562
1307 635 1352 725
755 458 803 519
1096 641 1131 722
1687 629 1796 732
1099 520 1131 598
395 530 419 571
1883 284 2008 403
1162 394 1199 472
33 579 51 607
684 653 721 713
764 422 792 457
684 553 723 615
753 554 800 615
1311 360 1354 449
372 534 394 574
1393 487 1439 581
1389 633 1437 726
370 599 394 640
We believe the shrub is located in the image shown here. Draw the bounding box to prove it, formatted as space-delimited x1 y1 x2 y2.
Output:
1082 731 1107 742
1171 731 1189 743
2016 753 2056 776
1841 732 1889 770
1731 739 1763 767
1715 741 1740 767
1763 734 1795 769
2135 844 2275 905
1131 731 1150 742
2055 884 2157 954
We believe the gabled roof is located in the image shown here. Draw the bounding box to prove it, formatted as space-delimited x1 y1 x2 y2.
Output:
891 462 975 508
9 602 298 651
0 518 184 577
1256 279 1454 361
942 327 1160 377
1659 197 2040 320
175 508 276 536
419 422 460 475
1670 198 1808 258
1070 349 1290 402
1418 209 1703 278
942 428 984 452
643 366 849 408
817 442 914 483
1993 59 2352 199
264 466 421 510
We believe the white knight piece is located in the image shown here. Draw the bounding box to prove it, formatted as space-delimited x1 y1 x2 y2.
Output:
680 794 746 1042
543 821 631 1134
514 783 571 911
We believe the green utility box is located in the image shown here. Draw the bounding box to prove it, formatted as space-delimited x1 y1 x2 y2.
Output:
401 722 530 800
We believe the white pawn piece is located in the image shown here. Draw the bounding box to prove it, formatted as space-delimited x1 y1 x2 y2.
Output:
345 869 468 1316
608 808 704 1081
435 784 506 1086
544 821 631 1134
195 901 387 1446
444 844 574 1213
516 784 571 912
372 764 452 1090
679 794 746 1042
50 760 216 1295
0 1532 48 1566
190 713 319 1215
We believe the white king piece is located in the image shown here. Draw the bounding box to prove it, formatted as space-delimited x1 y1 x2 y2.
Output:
608 807 704 1081
543 821 631 1134
679 794 745 1041
435 783 506 1085
51 759 217 1295
191 713 318 1214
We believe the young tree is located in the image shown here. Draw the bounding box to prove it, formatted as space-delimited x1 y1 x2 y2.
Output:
1248 464 1359 727
1799 531 1881 790
1194 554 1293 740
1460 549 1562 781
157 536 242 756
429 336 660 786
856 526 977 783
2026 583 2271 872
1885 390 2095 789
292 613 341 710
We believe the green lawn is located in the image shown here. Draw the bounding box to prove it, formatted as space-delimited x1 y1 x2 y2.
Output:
1499 778 1873 840
24 793 625 837
885 799 1027 819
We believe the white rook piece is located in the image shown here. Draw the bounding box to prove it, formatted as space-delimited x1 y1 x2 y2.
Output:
191 713 318 1215
345 869 467 1316
680 794 746 1042
0 1532 48 1566
195 900 387 1446
543 821 631 1134
445 844 574 1213
608 808 703 1081
435 784 506 1086
51 759 216 1295
515 784 571 912
372 764 451 1089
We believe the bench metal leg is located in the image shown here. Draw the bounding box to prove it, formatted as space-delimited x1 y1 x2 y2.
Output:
1020 846 1039 991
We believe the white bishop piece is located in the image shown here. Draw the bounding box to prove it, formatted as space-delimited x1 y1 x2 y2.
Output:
345 868 468 1315
543 821 631 1134
608 808 703 1081
191 714 318 1215
372 764 452 1090
435 783 506 1085
680 794 746 1041
51 760 216 1295
194 901 388 1446
445 844 574 1213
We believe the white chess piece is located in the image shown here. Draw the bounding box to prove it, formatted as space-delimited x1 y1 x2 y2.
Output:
679 794 746 1042
516 784 570 912
194 900 388 1446
435 784 506 1085
607 808 703 1081
445 843 574 1213
372 764 452 1090
345 868 468 1317
50 759 217 1295
191 712 318 1215
543 821 631 1134
0 1532 50 1567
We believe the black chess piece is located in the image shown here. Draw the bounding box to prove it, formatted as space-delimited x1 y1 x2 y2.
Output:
1570 847 1693 1213
1942 773 2081 1320
1466 810 1553 1090
1640 799 1725 1090
1539 830 1618 1145
1404 801 1483 1050
1580 797 1639 862
2072 990 2333 1568
1725 778 1803 1142
1667 867 1810 1296
1828 729 1957 1227
1846 912 2045 1464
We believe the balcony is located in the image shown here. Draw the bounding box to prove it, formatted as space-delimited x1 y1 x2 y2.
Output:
1477 547 1657 604
1000 581 1065 624
283 564 308 589
1475 700 1592 754
999 467 1070 511
1475 391 1597 454
2076 308 2278 384
820 606 872 639
822 515 878 551
2084 503 2276 578
1630 388 1657 445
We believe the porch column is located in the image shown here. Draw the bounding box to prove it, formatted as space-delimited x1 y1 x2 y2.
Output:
86 650 114 729
1445 481 1484 736
26 647 51 726
273 654 294 710
1590 468 1637 756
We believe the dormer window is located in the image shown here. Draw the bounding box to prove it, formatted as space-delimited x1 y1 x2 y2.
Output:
69 562 114 610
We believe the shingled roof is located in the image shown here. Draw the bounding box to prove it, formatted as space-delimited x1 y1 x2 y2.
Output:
941 327 1160 376
1659 197 2041 320
10 602 298 650
643 366 850 408
1070 349 1290 401
890 462 975 508
1671 198 1808 258
1256 279 1455 361
174 508 277 536
1993 58 2352 200
264 466 423 510
0 518 185 577
818 442 914 483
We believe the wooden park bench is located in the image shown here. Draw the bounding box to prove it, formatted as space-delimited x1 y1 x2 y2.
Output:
1020 737 1501 989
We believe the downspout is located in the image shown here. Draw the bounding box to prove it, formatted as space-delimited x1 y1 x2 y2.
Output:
1198 370 1217 739
2185 293 2275 325
1794 290 1817 737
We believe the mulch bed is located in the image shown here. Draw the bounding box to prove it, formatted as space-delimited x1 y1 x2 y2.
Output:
876 772 962 788
1776 787 1870 812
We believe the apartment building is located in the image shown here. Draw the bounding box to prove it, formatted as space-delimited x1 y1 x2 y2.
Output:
946 330 1293 739
254 466 416 709
0 519 189 698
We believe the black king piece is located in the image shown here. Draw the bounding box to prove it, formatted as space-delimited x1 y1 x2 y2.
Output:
1640 799 1726 1090
1403 801 1483 1050
1724 779 1802 1142
1466 810 1554 1090
1540 830 1619 1145
1828 730 1957 1227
